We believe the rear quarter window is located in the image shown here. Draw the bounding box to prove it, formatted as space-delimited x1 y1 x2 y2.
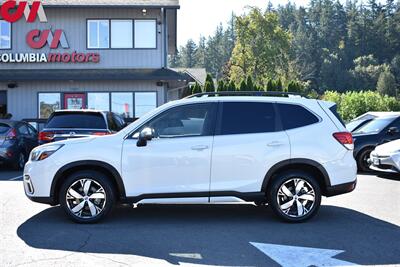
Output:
278 103 319 130
46 113 107 129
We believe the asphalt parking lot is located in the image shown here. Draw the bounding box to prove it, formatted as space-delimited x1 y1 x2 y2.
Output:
0 168 399 267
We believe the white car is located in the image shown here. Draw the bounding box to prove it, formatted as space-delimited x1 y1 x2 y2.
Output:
24 93 357 223
370 140 400 173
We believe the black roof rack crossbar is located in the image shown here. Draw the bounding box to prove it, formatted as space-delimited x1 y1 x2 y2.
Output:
186 91 307 99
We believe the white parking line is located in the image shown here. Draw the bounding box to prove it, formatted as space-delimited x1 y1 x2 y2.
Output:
9 176 23 181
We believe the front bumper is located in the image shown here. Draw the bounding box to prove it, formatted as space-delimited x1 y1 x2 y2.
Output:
369 152 400 173
325 179 357 197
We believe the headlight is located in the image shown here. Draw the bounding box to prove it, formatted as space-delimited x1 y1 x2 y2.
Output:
31 144 64 161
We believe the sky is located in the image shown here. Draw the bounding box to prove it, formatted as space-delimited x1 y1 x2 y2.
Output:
177 0 310 47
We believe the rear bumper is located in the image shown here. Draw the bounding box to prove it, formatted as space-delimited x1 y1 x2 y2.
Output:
325 179 357 197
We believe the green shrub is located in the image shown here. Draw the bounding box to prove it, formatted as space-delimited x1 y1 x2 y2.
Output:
322 90 400 122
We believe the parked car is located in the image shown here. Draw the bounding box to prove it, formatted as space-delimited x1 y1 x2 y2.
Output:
0 120 38 170
39 110 127 145
24 92 357 223
369 139 400 173
352 115 400 172
346 112 400 132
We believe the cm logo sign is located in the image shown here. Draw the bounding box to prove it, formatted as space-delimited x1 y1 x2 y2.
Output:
26 29 69 49
0 1 47 23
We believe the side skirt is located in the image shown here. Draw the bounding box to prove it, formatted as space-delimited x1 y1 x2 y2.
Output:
122 191 266 204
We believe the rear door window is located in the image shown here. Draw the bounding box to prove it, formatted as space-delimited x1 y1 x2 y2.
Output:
218 102 277 135
278 103 319 130
17 124 29 135
46 113 107 129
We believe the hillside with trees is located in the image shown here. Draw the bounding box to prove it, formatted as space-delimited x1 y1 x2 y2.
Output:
170 0 400 102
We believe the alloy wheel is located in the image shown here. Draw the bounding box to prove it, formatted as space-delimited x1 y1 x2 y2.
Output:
66 179 107 219
277 178 316 218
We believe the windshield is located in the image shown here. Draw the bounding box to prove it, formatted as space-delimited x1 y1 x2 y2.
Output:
353 117 396 134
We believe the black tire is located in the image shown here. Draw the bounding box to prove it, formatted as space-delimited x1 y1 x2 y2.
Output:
267 170 321 223
59 170 115 223
12 152 26 170
356 148 373 172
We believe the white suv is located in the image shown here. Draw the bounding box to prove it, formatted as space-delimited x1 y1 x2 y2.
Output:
24 93 357 223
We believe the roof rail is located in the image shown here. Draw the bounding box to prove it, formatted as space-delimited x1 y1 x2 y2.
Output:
186 91 307 99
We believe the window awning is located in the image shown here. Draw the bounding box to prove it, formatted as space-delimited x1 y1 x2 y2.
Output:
0 68 188 82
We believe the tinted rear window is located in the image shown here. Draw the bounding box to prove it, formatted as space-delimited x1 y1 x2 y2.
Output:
219 102 276 135
0 123 10 134
278 104 319 130
46 113 106 129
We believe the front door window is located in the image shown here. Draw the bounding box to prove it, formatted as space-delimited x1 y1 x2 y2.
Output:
64 93 86 110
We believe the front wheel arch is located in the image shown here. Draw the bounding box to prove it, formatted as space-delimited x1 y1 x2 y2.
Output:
51 161 126 205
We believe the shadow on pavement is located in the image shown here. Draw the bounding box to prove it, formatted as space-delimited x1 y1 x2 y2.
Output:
17 204 400 266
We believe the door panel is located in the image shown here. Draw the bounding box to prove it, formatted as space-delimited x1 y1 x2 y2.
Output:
210 132 290 193
122 136 213 196
210 101 290 195
121 102 217 197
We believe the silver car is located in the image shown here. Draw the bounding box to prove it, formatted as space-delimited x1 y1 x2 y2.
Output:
370 140 400 173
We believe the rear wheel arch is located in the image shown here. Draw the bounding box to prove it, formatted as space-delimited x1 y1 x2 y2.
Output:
262 159 330 196
51 160 126 205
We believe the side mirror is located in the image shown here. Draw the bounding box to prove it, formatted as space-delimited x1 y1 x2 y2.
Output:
137 127 154 147
387 127 399 135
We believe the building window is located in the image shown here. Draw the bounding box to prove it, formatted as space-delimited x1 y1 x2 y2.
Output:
88 93 110 111
87 20 109 48
111 20 133 48
39 93 61 119
134 20 156 48
111 93 133 118
135 92 157 117
0 20 11 49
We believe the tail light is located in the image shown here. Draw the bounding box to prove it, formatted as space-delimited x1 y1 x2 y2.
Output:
5 129 17 140
92 132 110 136
39 131 55 142
333 132 354 150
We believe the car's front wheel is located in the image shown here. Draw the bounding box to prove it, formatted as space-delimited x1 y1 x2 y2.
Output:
59 170 115 223
267 171 321 223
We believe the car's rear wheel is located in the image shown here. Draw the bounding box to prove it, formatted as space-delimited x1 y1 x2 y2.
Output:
59 170 115 223
356 148 373 172
267 171 321 223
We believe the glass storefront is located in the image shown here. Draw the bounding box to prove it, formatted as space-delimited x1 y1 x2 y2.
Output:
38 93 61 119
38 91 156 119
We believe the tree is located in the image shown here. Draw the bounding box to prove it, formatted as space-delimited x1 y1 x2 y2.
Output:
191 83 203 94
377 69 397 97
180 39 198 68
266 79 275 91
204 74 215 92
229 8 291 84
217 80 226 92
246 76 255 91
276 78 283 91
227 80 236 91
239 79 247 91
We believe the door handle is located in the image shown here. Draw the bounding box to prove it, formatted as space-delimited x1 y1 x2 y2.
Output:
191 145 209 151
267 141 284 147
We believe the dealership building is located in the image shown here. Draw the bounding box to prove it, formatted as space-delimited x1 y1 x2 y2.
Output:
0 0 191 121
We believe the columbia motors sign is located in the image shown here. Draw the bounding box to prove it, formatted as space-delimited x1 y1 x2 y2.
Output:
0 1 100 64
